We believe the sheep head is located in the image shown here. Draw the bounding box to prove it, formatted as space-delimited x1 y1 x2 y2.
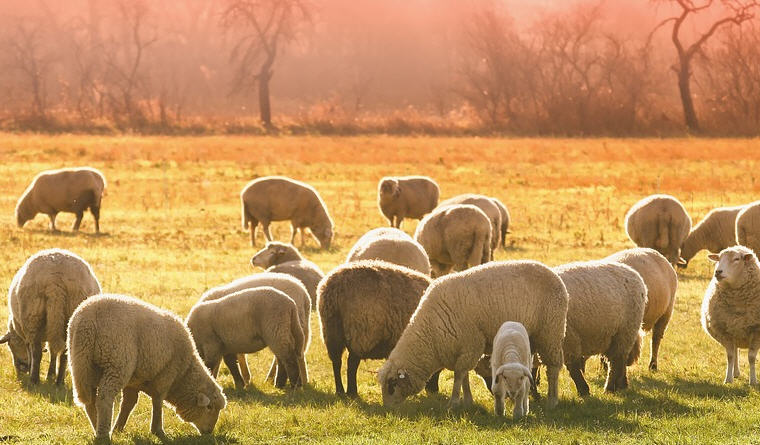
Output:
379 179 400 198
491 363 533 417
708 246 759 288
377 359 419 407
1 328 30 375
14 194 35 228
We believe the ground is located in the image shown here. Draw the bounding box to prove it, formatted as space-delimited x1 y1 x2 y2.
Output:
1 134 759 444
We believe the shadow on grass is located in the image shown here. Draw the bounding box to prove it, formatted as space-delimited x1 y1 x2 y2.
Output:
22 228 111 238
637 374 751 400
20 378 74 405
128 431 240 445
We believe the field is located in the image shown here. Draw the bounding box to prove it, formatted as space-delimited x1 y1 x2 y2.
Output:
1 134 760 444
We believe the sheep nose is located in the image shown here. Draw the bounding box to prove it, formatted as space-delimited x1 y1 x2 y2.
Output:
715 270 724 280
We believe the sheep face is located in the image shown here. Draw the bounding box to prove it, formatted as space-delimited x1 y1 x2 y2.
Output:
491 363 532 417
313 225 333 250
251 245 279 268
708 247 759 288
379 179 400 199
377 360 415 407
14 196 35 228
0 329 30 375
175 391 226 435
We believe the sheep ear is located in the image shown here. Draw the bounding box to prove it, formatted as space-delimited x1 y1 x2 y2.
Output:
197 393 210 407
676 257 687 266
0 331 10 344
523 368 535 387
397 369 406 379
744 253 755 262
707 254 720 262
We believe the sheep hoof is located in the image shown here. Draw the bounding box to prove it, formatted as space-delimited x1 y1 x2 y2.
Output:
649 362 658 372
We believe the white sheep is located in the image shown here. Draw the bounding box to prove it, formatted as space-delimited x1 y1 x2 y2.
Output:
67 294 227 441
491 197 511 249
378 176 439 228
250 241 324 306
625 194 692 266
438 193 502 252
736 201 760 257
702 246 760 385
345 228 431 275
680 205 743 268
378 260 568 409
490 321 533 419
2 248 101 385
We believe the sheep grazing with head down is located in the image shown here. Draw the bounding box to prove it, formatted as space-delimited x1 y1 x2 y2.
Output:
241 176 334 249
702 246 760 385
680 205 743 268
67 294 226 441
378 260 568 410
438 194 502 253
250 241 324 307
490 322 533 419
414 204 492 278
2 248 101 385
378 176 439 229
736 201 760 257
16 167 106 233
624 194 692 267
346 228 431 275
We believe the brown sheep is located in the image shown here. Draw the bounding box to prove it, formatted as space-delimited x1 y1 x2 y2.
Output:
378 176 439 229
250 241 325 306
439 194 502 252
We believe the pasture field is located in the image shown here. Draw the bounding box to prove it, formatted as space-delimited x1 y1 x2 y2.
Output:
1 134 760 444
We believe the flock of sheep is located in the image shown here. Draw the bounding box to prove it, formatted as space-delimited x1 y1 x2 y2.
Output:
4 166 760 441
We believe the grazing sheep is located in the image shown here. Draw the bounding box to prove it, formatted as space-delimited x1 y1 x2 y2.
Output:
414 204 492 278
439 194 502 252
377 176 439 229
491 197 511 249
15 167 106 233
346 228 431 275
318 260 439 397
553 261 646 395
2 248 100 385
490 322 533 419
199 273 310 389
680 206 743 267
241 176 333 249
187 287 308 390
67 295 226 441
702 246 760 385
378 260 568 409
624 194 692 266
605 248 677 371
250 241 324 306
736 202 760 257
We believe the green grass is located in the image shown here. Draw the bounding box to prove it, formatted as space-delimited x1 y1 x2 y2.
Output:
1 134 760 444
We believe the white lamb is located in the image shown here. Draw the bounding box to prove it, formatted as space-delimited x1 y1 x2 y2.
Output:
490 321 533 419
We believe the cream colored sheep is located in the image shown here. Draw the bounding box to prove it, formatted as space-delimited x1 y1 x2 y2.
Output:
67 294 226 440
378 260 568 409
250 241 325 306
378 176 439 228
439 194 502 252
15 167 106 233
624 194 692 266
2 248 100 385
736 201 760 257
241 176 334 249
680 205 743 267
491 197 511 249
490 322 533 419
414 204 492 277
346 228 431 275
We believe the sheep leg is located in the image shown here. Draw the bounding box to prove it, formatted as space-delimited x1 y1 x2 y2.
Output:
395 216 404 229
425 369 441 394
734 347 741 378
462 372 473 406
90 204 100 233
448 370 465 409
346 351 360 397
46 351 58 382
530 366 541 399
48 213 58 232
149 396 167 439
301 228 307 247
84 402 98 433
237 353 251 384
265 357 277 383
567 360 590 396
494 394 506 417
95 383 118 439
275 358 289 388
222 354 246 390
281 355 302 388
72 211 84 231
262 222 273 242
330 355 345 395
249 218 259 247
113 387 139 432
749 347 759 386
290 224 297 244
649 313 671 371
725 346 736 384
29 341 43 384
545 365 561 409
56 352 68 385
605 357 627 392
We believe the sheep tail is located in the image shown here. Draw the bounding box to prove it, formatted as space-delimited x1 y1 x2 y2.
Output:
241 200 252 231
290 310 308 385
627 329 643 366
44 287 68 356
655 213 670 250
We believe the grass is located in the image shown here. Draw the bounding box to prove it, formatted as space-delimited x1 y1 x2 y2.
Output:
1 134 760 444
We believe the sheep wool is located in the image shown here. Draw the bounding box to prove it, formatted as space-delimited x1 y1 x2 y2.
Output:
377 176 439 229
346 227 431 275
624 194 692 266
681 205 743 267
490 321 533 419
438 194 502 252
736 201 760 257
250 241 325 306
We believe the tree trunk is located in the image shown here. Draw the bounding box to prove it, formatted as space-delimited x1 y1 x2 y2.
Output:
677 57 700 132
258 64 274 130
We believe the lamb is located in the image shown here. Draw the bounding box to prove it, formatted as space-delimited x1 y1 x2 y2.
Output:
199 272 310 389
736 201 760 257
438 194 502 252
490 322 533 419
250 241 325 306
377 260 568 409
624 194 692 266
1 248 101 385
605 248 677 370
345 228 431 275
701 246 760 385
414 204 492 278
187 287 308 390
241 176 334 249
680 206 743 267
377 176 439 229
553 261 647 395
67 294 226 441
15 166 106 233
317 260 439 397
491 197 511 249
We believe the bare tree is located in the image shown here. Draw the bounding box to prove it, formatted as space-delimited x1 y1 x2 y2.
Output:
222 0 311 130
651 0 759 132
5 22 53 119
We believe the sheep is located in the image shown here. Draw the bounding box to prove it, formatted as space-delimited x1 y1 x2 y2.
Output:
187 287 308 390
241 176 334 249
250 241 324 306
701 246 760 385
439 194 502 252
377 176 439 229
491 197 511 249
490 322 533 419
624 194 692 267
2 248 101 385
553 261 647 395
377 260 568 409
317 260 440 397
414 204 492 278
605 248 677 371
345 228 431 275
67 294 226 441
199 272 310 389
736 201 760 257
15 166 106 233
680 205 743 268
